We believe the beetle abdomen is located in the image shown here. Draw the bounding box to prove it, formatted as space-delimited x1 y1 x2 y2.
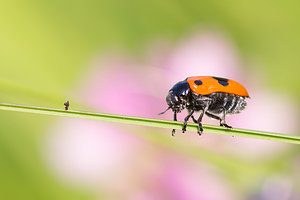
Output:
206 93 248 114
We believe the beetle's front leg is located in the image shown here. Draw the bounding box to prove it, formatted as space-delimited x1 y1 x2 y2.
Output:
172 111 177 136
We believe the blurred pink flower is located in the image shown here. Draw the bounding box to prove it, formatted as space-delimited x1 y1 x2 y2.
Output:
79 56 164 118
45 119 141 187
44 30 298 199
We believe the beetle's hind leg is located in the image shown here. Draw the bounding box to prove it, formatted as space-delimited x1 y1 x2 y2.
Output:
205 109 232 129
182 110 195 133
220 107 232 128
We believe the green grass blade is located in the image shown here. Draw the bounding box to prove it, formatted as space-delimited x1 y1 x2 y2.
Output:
0 103 299 144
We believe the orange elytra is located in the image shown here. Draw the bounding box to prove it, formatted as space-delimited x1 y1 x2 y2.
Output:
186 76 249 97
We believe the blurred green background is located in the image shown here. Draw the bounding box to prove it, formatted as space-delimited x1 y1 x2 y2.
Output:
1 0 300 199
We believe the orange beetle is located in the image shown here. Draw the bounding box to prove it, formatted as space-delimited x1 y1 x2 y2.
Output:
160 76 250 136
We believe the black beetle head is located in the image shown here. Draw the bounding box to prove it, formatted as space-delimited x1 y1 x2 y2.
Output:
166 81 190 113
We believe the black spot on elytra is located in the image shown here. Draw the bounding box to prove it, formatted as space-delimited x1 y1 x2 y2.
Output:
194 80 203 85
212 76 229 86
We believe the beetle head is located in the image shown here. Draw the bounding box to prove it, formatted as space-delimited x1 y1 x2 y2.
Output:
166 81 191 113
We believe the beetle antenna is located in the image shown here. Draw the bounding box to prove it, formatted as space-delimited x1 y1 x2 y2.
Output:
158 107 171 115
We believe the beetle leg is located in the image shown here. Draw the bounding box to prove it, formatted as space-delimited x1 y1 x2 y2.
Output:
205 111 221 120
205 110 232 129
182 110 195 133
191 115 198 123
196 109 206 136
172 111 177 136
220 107 232 128
195 99 211 136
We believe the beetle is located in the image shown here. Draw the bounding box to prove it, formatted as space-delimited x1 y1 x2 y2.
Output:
159 76 249 136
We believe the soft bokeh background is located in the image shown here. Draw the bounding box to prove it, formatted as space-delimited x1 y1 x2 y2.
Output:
1 1 300 200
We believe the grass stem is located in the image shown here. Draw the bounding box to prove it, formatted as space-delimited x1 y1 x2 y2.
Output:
0 103 299 144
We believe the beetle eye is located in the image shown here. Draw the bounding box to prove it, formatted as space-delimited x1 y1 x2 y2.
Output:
171 94 179 103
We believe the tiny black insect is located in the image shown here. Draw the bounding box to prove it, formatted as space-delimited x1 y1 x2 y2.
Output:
64 101 70 110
